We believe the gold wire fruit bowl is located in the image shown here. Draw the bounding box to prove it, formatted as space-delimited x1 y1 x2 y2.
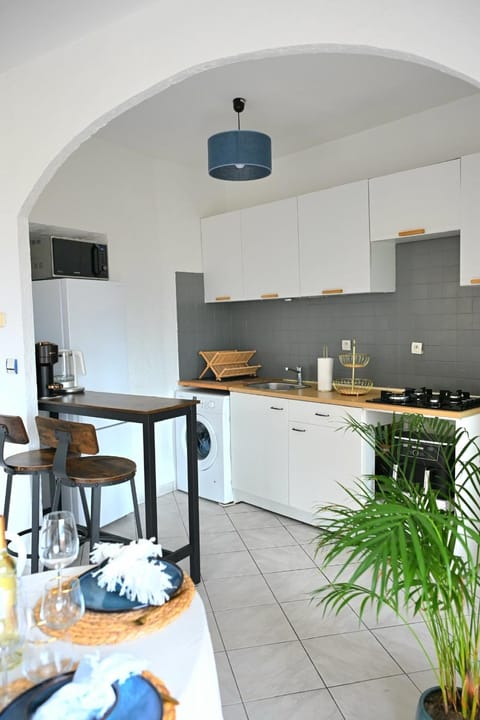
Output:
339 353 370 368
333 378 374 396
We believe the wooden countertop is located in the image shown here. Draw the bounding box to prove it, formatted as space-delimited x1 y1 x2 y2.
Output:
178 378 480 419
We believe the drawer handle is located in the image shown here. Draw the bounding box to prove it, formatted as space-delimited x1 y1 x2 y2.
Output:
470 278 480 285
398 228 425 237
321 288 343 295
292 427 306 432
315 412 330 417
270 406 284 411
215 295 231 301
261 293 279 299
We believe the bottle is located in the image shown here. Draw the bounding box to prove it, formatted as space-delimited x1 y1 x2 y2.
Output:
0 515 21 668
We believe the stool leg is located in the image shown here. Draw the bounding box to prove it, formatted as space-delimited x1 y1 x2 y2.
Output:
79 487 91 535
30 473 41 573
129 478 143 539
3 473 13 525
90 486 101 551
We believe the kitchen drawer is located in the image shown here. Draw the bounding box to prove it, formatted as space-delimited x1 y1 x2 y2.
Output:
288 400 357 426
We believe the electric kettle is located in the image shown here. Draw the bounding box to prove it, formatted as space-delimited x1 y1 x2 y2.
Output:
54 349 86 394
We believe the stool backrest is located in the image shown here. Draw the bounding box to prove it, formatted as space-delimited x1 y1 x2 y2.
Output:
36 416 99 455
0 415 29 445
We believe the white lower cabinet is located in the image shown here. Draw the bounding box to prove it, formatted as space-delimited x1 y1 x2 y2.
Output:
231 393 289 507
231 393 368 524
288 401 364 523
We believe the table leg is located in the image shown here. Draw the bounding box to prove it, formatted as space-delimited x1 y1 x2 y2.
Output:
143 418 158 540
186 404 200 583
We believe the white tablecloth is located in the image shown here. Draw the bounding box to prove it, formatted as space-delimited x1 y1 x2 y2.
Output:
15 568 224 720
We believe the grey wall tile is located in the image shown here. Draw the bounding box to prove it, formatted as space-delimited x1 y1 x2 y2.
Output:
176 235 480 392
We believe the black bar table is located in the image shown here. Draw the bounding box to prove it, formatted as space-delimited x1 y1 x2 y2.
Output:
38 391 200 583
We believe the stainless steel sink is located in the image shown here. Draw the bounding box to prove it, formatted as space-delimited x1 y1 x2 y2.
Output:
247 381 307 391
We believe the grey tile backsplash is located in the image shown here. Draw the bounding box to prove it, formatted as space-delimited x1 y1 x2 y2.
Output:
176 234 480 392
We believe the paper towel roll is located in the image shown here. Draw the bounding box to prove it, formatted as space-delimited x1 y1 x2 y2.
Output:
317 357 334 391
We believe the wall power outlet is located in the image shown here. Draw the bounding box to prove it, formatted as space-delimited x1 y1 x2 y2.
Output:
341 339 351 351
411 341 424 355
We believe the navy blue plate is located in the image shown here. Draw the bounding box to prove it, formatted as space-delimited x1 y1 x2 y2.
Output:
79 558 183 612
0 672 163 719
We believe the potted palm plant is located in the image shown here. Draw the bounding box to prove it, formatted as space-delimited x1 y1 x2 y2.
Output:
314 413 480 720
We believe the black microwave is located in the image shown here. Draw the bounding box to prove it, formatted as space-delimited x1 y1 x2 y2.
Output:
30 235 109 280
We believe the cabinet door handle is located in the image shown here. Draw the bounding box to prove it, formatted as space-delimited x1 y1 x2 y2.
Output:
470 278 480 285
215 295 231 301
321 288 343 295
292 427 306 432
261 293 279 299
270 406 285 411
398 228 425 237
315 412 330 417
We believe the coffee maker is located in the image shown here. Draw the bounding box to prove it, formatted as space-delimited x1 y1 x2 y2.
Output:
35 341 61 398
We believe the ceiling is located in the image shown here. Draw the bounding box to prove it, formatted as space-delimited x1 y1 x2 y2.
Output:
0 3 477 170
95 52 478 168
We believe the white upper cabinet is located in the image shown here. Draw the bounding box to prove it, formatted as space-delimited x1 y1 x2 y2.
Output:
298 180 372 296
369 159 461 242
201 210 243 302
241 197 299 300
460 152 480 287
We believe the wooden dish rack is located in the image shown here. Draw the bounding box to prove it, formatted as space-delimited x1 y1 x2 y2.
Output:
198 350 261 381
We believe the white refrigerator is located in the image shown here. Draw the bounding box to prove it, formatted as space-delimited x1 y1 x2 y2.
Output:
32 278 141 525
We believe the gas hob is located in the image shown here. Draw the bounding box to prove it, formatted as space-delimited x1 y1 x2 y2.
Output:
367 387 480 412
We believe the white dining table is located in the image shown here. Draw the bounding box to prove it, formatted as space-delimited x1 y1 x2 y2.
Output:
12 568 224 720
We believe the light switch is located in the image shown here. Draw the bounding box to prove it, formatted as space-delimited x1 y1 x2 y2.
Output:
6 358 18 374
0 312 6 328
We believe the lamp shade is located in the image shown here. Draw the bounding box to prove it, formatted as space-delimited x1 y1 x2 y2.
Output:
208 130 272 181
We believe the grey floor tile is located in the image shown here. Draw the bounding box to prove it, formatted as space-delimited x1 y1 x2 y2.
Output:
250 545 315 573
245 689 343 720
205 574 275 611
215 603 296 650
206 610 224 652
230 509 282 530
228 640 323 702
281 599 363 639
373 622 435 674
408 669 438 692
222 704 248 720
282 521 319 545
215 651 241 706
224 502 264 515
304 630 401 686
199 514 236 533
201 550 260 581
264 568 326 603
238 525 298 549
330 674 420 720
200 530 245 554
195 581 212 611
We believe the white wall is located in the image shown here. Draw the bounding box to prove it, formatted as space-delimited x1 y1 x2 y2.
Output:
30 135 215 490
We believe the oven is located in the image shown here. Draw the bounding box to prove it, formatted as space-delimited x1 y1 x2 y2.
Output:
375 421 455 509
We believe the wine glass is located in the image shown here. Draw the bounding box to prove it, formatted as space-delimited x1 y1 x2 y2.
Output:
40 577 85 632
39 511 79 590
23 607 75 683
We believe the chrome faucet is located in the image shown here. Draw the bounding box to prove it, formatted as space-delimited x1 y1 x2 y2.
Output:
285 365 304 387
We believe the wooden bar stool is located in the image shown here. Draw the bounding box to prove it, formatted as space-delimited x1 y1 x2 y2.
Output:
0 414 56 573
35 416 142 552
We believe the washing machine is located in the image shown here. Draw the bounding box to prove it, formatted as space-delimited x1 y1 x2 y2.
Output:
175 389 233 504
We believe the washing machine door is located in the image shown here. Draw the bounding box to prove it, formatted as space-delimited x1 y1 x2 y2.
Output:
192 414 218 471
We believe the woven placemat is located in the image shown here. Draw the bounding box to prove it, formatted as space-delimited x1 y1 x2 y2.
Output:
34 574 195 645
0 670 176 719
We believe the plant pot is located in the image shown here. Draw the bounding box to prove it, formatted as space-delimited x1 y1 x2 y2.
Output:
416 686 463 720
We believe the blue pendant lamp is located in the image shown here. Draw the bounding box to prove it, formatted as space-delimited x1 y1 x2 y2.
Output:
208 97 272 181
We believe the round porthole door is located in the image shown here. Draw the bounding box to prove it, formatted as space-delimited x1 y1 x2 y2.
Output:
190 415 218 471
